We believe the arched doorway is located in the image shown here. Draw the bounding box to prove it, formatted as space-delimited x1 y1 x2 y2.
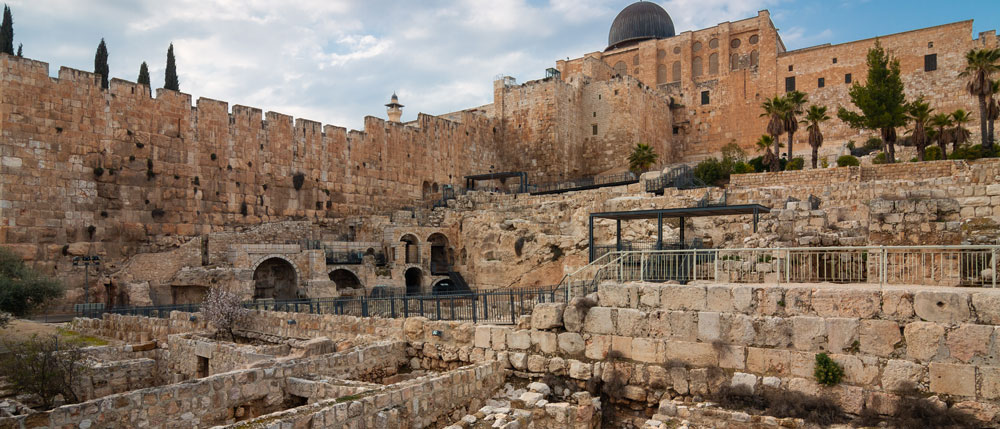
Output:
400 234 419 264
329 269 363 291
422 181 431 199
428 233 450 274
253 258 297 300
405 267 423 296
432 279 457 295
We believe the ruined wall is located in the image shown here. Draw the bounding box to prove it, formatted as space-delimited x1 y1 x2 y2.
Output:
167 333 289 380
0 53 500 289
493 63 674 182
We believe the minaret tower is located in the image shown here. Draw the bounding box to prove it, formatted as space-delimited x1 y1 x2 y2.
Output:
385 93 403 123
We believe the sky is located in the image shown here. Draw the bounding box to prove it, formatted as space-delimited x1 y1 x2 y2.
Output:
7 0 1000 131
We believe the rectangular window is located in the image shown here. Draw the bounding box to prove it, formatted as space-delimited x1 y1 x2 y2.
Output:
701 91 710 105
818 77 825 88
592 124 598 135
788 65 793 72
845 73 852 84
832 58 837 64
785 76 796 92
924 54 937 72
672 126 680 135
593 112 596 117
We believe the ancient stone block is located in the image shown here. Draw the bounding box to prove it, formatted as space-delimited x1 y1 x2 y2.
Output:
717 344 745 370
859 319 902 357
585 335 611 360
558 332 585 356
660 285 707 311
531 331 557 354
979 366 1000 399
746 348 789 375
705 286 734 312
826 318 860 353
616 308 646 337
631 338 662 364
904 322 945 362
507 330 531 350
945 324 993 363
582 307 615 335
491 327 509 351
611 335 633 360
531 303 565 330
563 297 594 333
638 285 661 309
568 360 592 380
696 311 721 343
598 287 628 308
881 359 926 392
791 316 826 351
527 354 547 373
929 363 976 397
811 289 879 318
913 291 971 324
881 290 914 320
665 341 717 367
971 292 1000 324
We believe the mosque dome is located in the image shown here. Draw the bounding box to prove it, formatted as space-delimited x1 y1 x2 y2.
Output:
606 2 676 51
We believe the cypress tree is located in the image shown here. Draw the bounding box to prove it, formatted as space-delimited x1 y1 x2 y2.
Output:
0 5 13 55
15 42 20 57
94 38 109 89
137 61 150 94
164 43 179 91
837 41 909 163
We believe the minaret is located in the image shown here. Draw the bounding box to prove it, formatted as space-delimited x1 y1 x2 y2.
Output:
385 93 403 123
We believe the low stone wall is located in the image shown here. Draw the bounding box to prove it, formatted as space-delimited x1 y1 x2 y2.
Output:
167 333 289 380
70 312 207 343
0 341 408 429
213 360 506 429
74 344 169 402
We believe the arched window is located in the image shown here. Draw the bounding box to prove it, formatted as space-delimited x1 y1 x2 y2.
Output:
613 61 627 76
657 64 668 84
692 57 703 77
671 61 681 82
632 55 639 66
731 53 740 71
750 50 759 68
657 49 666 59
709 53 719 75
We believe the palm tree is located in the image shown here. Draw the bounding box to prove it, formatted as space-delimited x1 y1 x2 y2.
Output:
627 143 659 173
756 135 781 172
783 90 808 162
951 109 973 153
959 48 1000 150
801 105 830 168
907 99 933 161
930 113 953 157
760 96 788 172
987 79 999 148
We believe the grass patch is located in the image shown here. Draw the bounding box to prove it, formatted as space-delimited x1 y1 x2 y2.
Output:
57 328 109 346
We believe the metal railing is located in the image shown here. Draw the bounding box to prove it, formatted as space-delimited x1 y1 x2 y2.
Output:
573 246 999 293
77 287 561 325
529 171 640 195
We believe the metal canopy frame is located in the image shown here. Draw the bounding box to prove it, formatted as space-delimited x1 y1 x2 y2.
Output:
464 171 529 193
587 204 771 261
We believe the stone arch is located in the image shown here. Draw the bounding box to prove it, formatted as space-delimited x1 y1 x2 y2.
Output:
432 182 439 193
432 279 457 295
428 233 451 273
329 268 363 291
422 181 431 199
750 50 759 68
613 61 627 77
692 57 703 77
671 61 681 82
400 234 419 264
657 64 668 84
251 256 299 300
709 53 719 75
405 267 423 296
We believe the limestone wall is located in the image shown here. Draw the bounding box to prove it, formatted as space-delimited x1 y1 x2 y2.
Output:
0 341 408 429
70 311 208 343
167 333 289 380
215 360 506 429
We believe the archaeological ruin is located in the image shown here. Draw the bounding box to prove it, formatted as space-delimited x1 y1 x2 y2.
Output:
3 1 1000 428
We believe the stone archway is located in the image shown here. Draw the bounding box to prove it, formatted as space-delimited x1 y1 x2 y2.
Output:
400 234 419 264
252 257 298 300
432 279 456 295
329 269 363 292
427 233 450 274
405 267 423 296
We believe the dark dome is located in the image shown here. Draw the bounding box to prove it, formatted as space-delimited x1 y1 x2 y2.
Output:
607 2 675 51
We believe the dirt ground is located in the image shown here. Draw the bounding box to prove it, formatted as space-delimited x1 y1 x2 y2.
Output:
0 319 113 348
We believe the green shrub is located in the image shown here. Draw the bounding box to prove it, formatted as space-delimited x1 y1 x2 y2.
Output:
948 144 1000 161
924 146 943 161
863 137 883 151
0 247 64 317
820 158 829 168
872 152 888 164
814 353 844 386
731 161 755 174
0 335 87 409
720 142 746 162
748 156 767 173
694 157 727 185
836 155 860 167
785 157 804 171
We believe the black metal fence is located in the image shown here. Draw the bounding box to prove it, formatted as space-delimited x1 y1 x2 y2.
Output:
77 287 563 325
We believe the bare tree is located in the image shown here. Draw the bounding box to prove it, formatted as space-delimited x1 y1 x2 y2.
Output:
201 286 248 341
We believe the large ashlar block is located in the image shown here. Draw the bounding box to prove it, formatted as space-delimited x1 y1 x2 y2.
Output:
904 321 945 362
585 335 611 360
945 324 992 363
811 289 880 318
746 348 790 375
979 366 1000 399
557 332 585 356
697 311 721 343
791 316 826 351
660 285 707 311
825 318 860 353
929 363 975 397
583 307 615 335
859 319 901 357
507 329 531 350
530 303 565 330
631 337 663 364
530 331 557 354
665 341 717 367
881 359 926 392
913 291 971 324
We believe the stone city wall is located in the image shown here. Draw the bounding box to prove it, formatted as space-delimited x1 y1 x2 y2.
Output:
0 341 408 429
216 360 505 429
0 52 500 288
70 311 207 343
